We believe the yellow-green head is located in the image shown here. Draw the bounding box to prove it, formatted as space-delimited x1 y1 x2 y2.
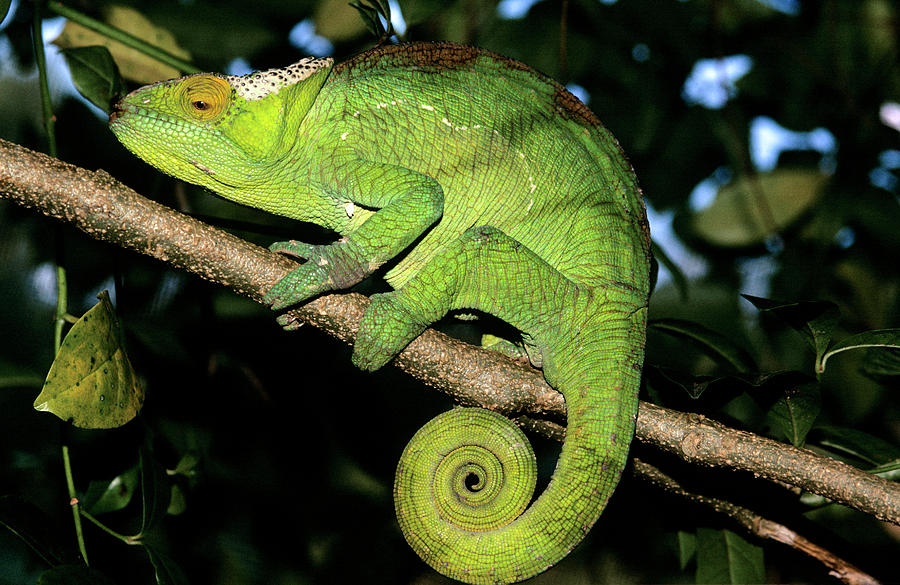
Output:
109 57 333 196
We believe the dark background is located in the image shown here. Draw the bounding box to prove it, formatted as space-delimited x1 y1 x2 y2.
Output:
1 1 898 583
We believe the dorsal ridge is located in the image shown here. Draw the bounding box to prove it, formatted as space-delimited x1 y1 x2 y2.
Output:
226 57 334 101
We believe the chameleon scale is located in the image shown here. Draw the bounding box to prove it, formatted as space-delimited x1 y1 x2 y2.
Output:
109 42 651 584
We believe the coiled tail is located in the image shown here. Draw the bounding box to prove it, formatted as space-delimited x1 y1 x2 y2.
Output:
393 291 647 584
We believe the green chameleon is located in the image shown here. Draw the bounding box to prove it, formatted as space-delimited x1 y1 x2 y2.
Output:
109 42 651 584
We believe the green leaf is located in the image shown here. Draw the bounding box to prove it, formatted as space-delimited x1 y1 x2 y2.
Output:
677 530 697 570
817 329 900 374
647 365 722 400
143 543 190 585
651 240 689 299
349 0 393 40
0 359 43 389
396 0 444 28
139 447 171 537
34 291 144 429
692 169 828 247
0 0 11 26
742 295 839 363
82 466 140 516
52 5 191 83
696 528 765 584
813 426 900 467
650 318 757 372
60 46 127 113
313 0 368 42
767 381 820 447
330 454 390 501
0 495 78 567
37 565 116 585
862 345 900 379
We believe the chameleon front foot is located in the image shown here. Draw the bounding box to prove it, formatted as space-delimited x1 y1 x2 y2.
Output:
263 263 329 311
264 240 372 311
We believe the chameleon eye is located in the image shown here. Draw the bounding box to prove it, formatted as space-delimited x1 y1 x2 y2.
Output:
179 75 231 121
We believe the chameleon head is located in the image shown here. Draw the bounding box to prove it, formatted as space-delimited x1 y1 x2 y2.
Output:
108 57 333 195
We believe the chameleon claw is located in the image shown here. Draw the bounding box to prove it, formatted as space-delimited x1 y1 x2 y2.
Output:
275 312 304 331
269 240 315 259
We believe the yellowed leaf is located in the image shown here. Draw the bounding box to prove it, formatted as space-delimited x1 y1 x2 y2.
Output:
314 0 367 42
692 169 829 247
53 5 190 83
34 291 144 429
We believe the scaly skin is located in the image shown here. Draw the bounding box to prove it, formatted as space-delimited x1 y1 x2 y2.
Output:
109 42 651 584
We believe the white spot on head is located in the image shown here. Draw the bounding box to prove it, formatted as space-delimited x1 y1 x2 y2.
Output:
227 57 333 101
344 201 355 218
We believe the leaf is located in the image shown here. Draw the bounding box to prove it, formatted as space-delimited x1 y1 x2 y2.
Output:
650 240 688 299
349 0 394 40
37 565 117 585
82 466 140 516
397 0 444 27
0 495 78 567
692 169 828 247
0 0 10 25
767 381 820 447
817 329 900 374
34 291 144 429
813 426 900 467
52 5 191 83
742 295 839 362
677 530 697 570
60 46 127 113
314 0 368 42
696 527 765 584
862 345 900 378
0 359 43 388
650 318 757 372
143 543 190 585
647 365 722 400
139 446 171 537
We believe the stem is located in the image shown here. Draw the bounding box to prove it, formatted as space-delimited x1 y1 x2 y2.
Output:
32 0 56 157
62 445 89 564
79 509 139 545
53 263 67 351
47 1 200 74
33 0 87 564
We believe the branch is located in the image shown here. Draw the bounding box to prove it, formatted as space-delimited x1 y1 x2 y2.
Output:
634 460 880 585
2 138 898 530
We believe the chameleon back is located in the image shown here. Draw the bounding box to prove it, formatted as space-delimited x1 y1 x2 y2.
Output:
305 43 651 291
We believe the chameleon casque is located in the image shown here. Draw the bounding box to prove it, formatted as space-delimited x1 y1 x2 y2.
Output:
109 42 651 584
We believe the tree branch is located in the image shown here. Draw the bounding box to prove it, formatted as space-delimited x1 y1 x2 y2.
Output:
2 137 898 531
633 459 880 585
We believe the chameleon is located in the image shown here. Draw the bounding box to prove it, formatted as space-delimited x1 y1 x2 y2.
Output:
109 42 651 584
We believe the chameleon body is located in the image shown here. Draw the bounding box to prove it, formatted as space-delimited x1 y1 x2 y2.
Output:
109 42 651 584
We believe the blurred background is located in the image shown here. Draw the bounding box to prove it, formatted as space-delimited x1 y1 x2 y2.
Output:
1 0 898 583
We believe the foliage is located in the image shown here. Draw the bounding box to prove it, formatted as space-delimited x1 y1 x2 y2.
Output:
0 0 898 584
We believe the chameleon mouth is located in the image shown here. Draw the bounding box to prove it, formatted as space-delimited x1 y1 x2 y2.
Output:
108 103 126 124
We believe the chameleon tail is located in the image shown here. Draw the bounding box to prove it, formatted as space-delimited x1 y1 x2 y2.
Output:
357 227 647 584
